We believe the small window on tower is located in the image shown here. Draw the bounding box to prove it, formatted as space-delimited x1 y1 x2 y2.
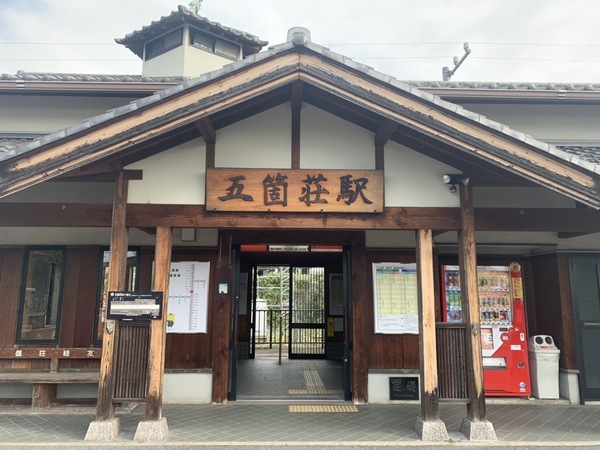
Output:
191 32 216 51
215 39 240 60
145 28 183 60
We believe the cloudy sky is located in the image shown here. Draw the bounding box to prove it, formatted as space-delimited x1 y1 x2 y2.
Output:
1 0 599 83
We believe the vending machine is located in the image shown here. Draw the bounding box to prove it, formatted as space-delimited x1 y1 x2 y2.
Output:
440 262 531 397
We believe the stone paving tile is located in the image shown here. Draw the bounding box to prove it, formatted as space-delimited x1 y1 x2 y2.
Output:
2 359 600 446
1 402 600 444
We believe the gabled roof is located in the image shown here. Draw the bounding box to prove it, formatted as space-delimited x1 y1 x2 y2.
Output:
1 29 599 208
116 5 268 59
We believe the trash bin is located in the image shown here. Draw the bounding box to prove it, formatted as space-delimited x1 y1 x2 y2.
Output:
528 335 560 399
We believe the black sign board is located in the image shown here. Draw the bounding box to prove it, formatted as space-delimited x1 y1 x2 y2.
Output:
107 291 163 321
389 376 419 401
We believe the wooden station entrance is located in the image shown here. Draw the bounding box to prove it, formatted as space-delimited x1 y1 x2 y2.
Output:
229 237 350 402
1 24 600 443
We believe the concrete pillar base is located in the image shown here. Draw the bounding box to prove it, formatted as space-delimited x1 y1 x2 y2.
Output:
134 417 169 441
414 417 449 441
460 417 497 441
84 418 121 441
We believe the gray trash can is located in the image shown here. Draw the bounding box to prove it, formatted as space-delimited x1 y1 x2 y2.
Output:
528 335 560 399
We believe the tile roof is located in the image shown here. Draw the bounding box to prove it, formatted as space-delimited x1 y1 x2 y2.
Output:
0 71 183 83
116 5 268 59
2 31 600 185
4 69 600 95
410 81 600 92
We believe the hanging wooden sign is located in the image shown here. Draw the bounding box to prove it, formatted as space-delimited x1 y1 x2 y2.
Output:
206 168 384 213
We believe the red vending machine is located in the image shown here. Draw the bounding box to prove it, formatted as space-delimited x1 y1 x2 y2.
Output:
440 262 531 397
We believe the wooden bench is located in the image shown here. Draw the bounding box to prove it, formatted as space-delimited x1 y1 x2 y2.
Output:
0 347 101 408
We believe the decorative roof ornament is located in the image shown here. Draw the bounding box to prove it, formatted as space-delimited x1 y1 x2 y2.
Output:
188 0 203 13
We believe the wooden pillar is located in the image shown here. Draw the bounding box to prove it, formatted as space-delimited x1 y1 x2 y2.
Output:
145 226 172 420
414 229 448 440
212 231 233 403
351 232 369 403
96 172 129 421
86 172 128 440
416 229 440 418
458 184 496 440
457 184 485 420
291 81 302 169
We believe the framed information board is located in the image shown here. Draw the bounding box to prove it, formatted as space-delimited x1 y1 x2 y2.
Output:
107 291 163 321
167 261 210 334
372 263 419 334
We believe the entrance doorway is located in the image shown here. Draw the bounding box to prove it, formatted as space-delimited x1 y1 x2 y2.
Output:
229 247 350 401
570 255 600 401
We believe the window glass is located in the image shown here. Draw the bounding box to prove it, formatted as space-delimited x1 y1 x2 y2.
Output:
95 250 139 341
145 28 183 60
17 248 65 343
191 32 215 51
215 39 239 60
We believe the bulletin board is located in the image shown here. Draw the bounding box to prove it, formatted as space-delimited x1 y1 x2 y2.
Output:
166 261 210 334
372 263 419 334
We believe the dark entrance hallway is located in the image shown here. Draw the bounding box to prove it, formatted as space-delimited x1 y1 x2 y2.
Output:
229 243 349 401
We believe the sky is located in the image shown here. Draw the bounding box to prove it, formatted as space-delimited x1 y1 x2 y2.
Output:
1 0 599 83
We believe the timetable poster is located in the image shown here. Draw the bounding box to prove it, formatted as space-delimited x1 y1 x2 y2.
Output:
372 263 419 334
167 261 210 334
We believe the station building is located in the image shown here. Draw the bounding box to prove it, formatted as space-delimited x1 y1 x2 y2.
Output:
1 5 600 440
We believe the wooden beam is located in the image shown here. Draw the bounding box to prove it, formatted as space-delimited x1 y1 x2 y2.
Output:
3 203 600 233
415 229 441 421
56 169 143 182
291 81 303 169
212 231 233 403
457 184 486 422
95 172 129 421
195 118 216 169
351 232 369 403
145 226 172 421
194 118 216 144
374 118 398 145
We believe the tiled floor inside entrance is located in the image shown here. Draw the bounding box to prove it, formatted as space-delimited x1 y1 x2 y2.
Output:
236 356 344 401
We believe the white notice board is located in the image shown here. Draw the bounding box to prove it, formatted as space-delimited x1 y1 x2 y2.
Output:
372 263 419 334
167 261 210 334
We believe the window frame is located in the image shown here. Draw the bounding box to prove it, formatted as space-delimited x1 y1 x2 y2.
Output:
189 27 241 61
144 28 184 61
15 246 67 345
93 247 140 344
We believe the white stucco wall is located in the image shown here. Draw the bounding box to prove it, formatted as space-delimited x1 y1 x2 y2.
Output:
384 141 460 207
127 138 206 204
461 103 600 142
300 104 375 169
0 95 139 134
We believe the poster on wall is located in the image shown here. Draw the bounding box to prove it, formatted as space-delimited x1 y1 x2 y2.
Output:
166 261 210 334
372 263 419 334
329 273 344 316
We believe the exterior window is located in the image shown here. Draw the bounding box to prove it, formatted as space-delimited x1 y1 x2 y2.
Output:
145 28 183 60
17 248 66 343
214 39 239 60
95 249 139 341
190 29 240 61
191 32 215 51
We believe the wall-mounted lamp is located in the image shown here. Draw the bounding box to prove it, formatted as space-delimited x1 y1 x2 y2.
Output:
442 174 470 193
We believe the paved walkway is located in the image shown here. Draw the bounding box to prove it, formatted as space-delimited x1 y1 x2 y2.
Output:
1 401 600 448
2 357 599 448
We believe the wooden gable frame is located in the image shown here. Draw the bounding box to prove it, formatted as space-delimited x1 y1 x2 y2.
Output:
1 43 599 208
